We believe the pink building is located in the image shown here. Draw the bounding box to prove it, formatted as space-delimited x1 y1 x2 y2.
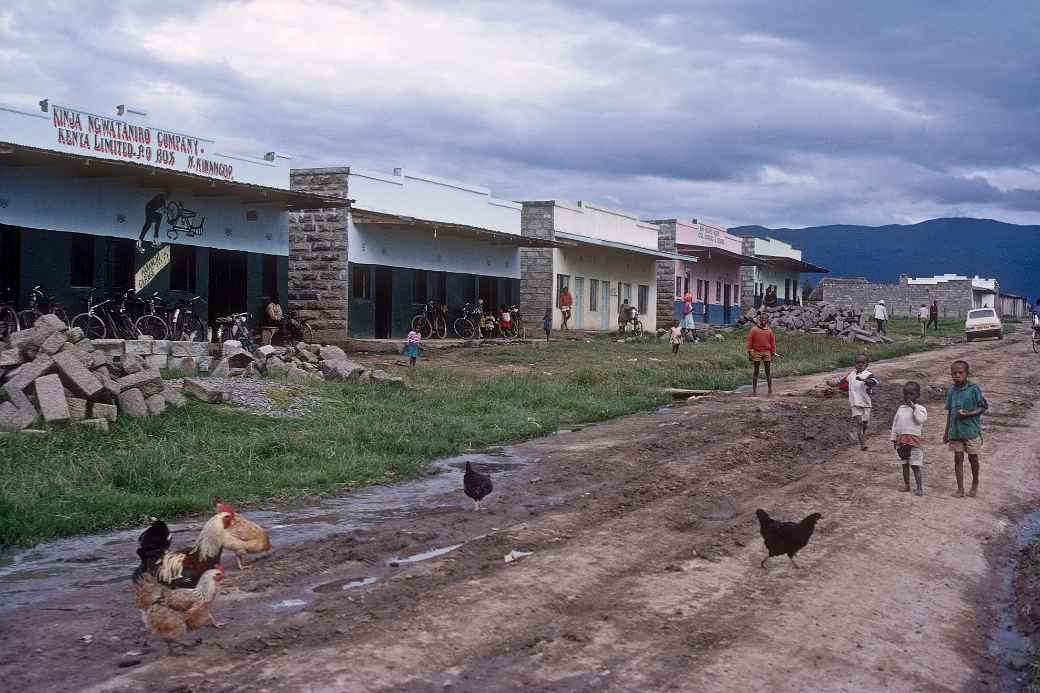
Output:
653 219 765 325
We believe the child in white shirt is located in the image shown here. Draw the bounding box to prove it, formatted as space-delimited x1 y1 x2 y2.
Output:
890 381 928 495
669 323 683 354
829 352 879 450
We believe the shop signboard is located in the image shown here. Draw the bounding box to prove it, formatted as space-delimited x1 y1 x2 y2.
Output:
135 245 171 292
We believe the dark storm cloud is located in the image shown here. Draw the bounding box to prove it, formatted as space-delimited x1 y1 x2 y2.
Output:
2 0 1039 227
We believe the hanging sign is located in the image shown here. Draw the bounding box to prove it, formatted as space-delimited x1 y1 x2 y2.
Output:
135 244 171 292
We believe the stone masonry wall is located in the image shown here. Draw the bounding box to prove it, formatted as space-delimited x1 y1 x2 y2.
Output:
811 277 985 317
519 202 556 320
655 221 678 327
288 168 351 341
739 237 757 310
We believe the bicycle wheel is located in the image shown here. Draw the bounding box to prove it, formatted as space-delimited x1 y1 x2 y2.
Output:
632 320 643 337
411 315 433 340
501 323 517 339
115 314 140 339
179 314 206 342
71 313 106 339
135 314 168 339
433 314 448 339
0 307 18 338
16 310 37 330
1033 335 1039 354
453 317 476 340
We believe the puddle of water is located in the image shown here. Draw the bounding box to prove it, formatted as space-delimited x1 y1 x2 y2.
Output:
0 447 529 613
271 599 308 609
989 511 1040 691
387 543 464 566
312 576 379 594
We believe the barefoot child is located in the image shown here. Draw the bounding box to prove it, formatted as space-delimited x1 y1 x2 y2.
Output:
831 353 879 450
746 312 775 396
542 310 552 342
670 322 683 355
944 360 988 497
404 328 421 367
890 381 927 495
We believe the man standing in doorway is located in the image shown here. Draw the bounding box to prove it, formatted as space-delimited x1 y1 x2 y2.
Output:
873 299 889 335
559 286 573 331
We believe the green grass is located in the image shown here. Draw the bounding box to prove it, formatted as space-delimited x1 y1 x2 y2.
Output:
0 330 943 548
878 316 964 339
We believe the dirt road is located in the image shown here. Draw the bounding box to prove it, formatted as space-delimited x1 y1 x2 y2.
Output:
3 336 1038 692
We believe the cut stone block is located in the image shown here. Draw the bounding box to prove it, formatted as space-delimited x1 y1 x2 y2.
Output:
124 340 153 355
145 393 167 415
209 359 230 378
91 339 125 355
52 351 103 399
196 356 212 372
161 388 188 408
182 378 224 403
167 356 197 376
0 400 35 430
221 340 243 358
65 326 84 343
145 354 168 371
91 351 111 370
117 388 149 417
76 418 109 431
34 313 67 333
321 359 366 381
97 373 121 402
77 338 95 352
120 352 145 374
370 369 405 387
67 397 87 422
91 402 118 422
257 345 278 357
116 368 164 396
318 345 348 361
169 341 210 357
151 339 171 355
34 374 71 423
5 354 56 392
224 349 255 369
39 330 67 355
0 349 21 368
9 329 37 353
296 349 318 364
266 360 289 377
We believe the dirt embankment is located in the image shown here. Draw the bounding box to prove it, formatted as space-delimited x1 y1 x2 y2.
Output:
1 336 1038 693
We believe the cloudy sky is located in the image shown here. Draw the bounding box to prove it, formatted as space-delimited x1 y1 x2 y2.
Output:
3 1 1039 228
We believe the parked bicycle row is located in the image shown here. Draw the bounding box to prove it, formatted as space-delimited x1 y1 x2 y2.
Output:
411 300 526 340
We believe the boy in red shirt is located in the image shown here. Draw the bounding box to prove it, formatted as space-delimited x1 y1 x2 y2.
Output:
746 312 776 396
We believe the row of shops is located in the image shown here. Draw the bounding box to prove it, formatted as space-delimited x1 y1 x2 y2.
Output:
1 99 828 340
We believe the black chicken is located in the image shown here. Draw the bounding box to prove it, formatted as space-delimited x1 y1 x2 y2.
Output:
464 461 493 511
755 509 822 569
133 518 171 581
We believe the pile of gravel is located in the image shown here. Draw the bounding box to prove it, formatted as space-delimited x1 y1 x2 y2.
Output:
166 376 320 419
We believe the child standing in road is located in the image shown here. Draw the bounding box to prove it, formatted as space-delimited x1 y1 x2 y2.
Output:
890 381 928 496
746 312 776 396
944 360 988 498
543 310 552 342
670 322 683 355
830 353 879 450
404 328 421 367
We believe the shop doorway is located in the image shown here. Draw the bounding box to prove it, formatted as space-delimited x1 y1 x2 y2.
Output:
208 249 247 336
102 238 135 294
477 276 499 314
373 266 393 339
723 284 732 324
0 225 20 308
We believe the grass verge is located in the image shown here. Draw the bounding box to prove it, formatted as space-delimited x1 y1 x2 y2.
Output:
2 329 944 548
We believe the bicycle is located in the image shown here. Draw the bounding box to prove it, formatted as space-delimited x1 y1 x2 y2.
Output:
1032 317 1040 354
618 312 644 337
0 287 18 339
134 291 169 340
452 302 483 339
215 312 251 342
104 289 140 339
17 285 69 329
500 304 525 339
411 301 448 340
283 307 315 344
70 289 112 339
168 295 207 342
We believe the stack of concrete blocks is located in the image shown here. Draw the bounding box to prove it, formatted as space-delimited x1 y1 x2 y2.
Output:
0 316 188 433
168 341 212 377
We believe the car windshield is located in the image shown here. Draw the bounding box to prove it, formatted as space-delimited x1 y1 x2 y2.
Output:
968 309 996 319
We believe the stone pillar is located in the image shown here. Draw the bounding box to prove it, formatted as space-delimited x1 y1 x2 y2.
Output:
288 168 350 342
739 237 757 310
519 202 555 321
655 221 678 328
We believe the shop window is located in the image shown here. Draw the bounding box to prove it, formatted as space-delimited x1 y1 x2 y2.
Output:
683 273 690 296
715 281 722 303
696 280 704 302
674 276 682 298
637 285 649 315
261 254 278 298
70 234 94 288
413 269 428 304
352 263 371 299
589 279 599 312
170 245 196 293
557 274 570 307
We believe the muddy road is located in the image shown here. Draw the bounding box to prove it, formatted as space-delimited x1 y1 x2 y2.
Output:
2 336 1038 692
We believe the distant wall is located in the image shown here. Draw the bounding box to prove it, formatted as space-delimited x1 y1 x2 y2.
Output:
811 277 984 317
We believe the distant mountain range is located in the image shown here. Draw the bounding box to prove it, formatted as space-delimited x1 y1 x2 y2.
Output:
730 218 1040 299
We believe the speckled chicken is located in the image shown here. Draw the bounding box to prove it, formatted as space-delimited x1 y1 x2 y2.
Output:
464 461 493 511
134 566 225 654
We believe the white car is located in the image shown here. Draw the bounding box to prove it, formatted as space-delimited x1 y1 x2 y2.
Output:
964 308 1003 341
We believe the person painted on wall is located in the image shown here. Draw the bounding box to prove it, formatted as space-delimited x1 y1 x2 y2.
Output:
559 287 573 331
137 191 169 253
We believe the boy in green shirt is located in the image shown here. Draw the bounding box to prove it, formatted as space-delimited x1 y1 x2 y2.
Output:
943 360 989 498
